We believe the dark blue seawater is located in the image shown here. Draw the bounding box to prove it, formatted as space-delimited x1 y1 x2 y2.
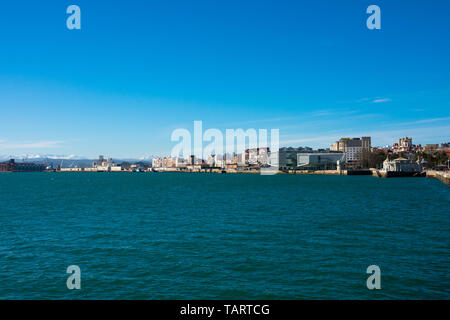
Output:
0 172 449 299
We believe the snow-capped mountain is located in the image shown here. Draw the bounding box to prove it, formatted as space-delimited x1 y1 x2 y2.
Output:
0 154 87 161
0 154 154 168
138 155 157 161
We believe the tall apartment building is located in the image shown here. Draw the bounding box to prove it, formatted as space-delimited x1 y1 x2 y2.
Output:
330 137 371 163
361 136 371 150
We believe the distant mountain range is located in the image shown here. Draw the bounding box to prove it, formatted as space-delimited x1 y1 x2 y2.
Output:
0 154 86 161
0 154 154 168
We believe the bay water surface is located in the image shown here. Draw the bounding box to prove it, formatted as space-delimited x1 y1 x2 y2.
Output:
0 173 449 299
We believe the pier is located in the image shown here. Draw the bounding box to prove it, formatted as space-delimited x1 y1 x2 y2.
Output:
426 170 450 186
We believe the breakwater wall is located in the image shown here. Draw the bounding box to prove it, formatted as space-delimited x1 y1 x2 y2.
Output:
426 171 450 186
279 169 372 175
53 168 449 187
372 170 426 178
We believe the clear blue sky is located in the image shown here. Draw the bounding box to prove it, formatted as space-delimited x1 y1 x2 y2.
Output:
0 0 449 158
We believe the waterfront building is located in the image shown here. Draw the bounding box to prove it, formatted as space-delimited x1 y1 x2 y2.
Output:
382 157 422 173
0 159 46 172
248 149 258 165
161 157 176 168
152 158 162 168
214 154 225 168
346 144 362 162
60 167 83 172
187 155 203 165
93 156 116 171
175 157 187 168
83 155 123 172
15 162 47 172
188 155 203 165
186 163 210 171
237 153 247 166
0 159 14 172
207 155 215 167
270 147 323 170
257 148 269 165
297 153 345 170
277 148 298 169
244 148 270 166
224 153 234 165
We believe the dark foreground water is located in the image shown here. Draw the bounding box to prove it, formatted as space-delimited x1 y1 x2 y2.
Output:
0 173 449 299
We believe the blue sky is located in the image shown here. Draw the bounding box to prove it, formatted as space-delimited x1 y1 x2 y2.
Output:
0 0 449 158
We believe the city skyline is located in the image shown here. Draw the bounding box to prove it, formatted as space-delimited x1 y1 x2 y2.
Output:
1 0 449 158
1 135 448 162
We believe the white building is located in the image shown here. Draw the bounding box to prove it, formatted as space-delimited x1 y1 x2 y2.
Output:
248 149 258 165
94 156 117 171
258 148 269 165
214 154 225 168
346 146 363 162
382 157 422 172
152 158 162 168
